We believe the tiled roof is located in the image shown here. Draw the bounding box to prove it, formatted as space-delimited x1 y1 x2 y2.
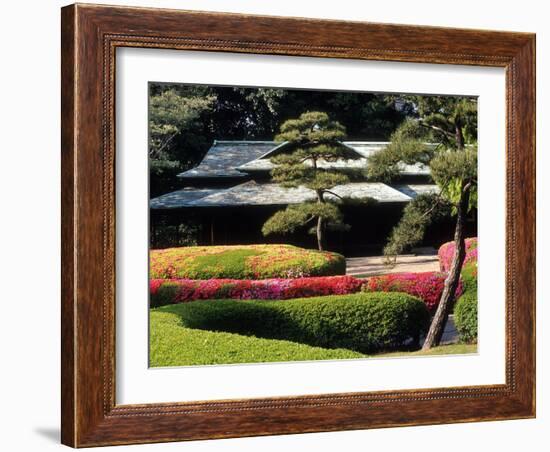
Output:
236 141 430 175
393 184 440 198
177 141 276 178
150 181 439 209
149 188 222 209
178 140 430 178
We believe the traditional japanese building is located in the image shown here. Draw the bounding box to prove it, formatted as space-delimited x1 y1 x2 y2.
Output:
150 141 471 255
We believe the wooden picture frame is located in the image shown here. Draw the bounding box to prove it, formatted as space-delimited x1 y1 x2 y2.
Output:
61 3 535 447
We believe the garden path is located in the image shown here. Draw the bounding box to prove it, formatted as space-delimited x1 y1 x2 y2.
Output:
345 253 439 278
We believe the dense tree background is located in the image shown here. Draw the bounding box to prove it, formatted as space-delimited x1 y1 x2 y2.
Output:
149 83 408 196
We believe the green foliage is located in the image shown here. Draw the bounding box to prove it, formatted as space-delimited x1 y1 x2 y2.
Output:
150 282 180 309
191 249 261 279
264 112 354 249
150 218 201 249
454 260 478 343
460 262 478 294
383 194 451 261
367 96 478 186
454 291 478 343
430 147 477 184
165 292 430 354
275 111 346 144
149 159 183 197
430 147 478 213
366 118 435 182
366 96 478 266
149 244 346 279
149 89 214 160
270 112 351 190
307 171 350 191
394 95 478 147
150 309 364 367
262 202 344 236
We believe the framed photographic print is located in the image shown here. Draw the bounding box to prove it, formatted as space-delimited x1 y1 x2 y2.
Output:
61 3 536 447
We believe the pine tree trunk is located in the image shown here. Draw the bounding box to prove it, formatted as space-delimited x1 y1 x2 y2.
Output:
315 189 325 251
422 182 471 350
316 216 324 251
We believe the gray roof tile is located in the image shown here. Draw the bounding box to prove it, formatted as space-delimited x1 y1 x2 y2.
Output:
177 141 276 178
150 181 439 209
149 188 223 209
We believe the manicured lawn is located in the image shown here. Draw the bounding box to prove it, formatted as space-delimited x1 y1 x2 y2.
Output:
150 307 476 367
377 343 477 358
150 309 364 366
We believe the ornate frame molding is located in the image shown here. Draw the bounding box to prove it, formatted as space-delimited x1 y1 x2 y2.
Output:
61 4 535 447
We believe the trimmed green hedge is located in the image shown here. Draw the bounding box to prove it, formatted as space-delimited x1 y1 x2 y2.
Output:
454 262 478 343
454 291 477 343
157 292 430 354
460 262 477 293
150 244 346 279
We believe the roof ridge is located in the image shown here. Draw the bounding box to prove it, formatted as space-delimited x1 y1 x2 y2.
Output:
211 140 390 145
213 140 277 144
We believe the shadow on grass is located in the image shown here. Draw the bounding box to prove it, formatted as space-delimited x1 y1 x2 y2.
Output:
156 294 429 355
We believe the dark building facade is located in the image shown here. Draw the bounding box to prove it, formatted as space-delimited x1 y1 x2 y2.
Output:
150 141 476 256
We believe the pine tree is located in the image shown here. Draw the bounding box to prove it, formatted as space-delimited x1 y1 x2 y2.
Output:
367 96 478 349
262 111 355 251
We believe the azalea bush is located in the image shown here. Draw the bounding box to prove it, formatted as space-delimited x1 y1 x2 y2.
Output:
165 292 430 353
438 237 478 273
362 271 463 312
150 244 346 280
150 275 362 307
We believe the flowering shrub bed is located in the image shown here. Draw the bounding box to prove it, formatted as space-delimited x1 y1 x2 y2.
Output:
150 244 346 280
438 237 478 272
362 272 463 312
150 276 362 307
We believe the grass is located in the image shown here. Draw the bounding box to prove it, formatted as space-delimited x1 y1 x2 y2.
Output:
150 309 364 366
150 308 476 367
191 249 261 278
377 343 477 357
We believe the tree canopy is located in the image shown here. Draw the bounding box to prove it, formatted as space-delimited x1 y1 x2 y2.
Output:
366 95 478 349
262 112 361 250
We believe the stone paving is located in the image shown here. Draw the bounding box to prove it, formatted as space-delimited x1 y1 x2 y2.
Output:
345 253 440 278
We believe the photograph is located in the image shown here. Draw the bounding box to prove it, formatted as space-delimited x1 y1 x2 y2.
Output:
148 83 479 367
0 0 541 449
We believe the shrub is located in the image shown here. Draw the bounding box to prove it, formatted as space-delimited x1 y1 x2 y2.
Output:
461 262 478 293
150 244 346 280
150 276 363 306
163 292 430 354
362 272 462 312
454 290 478 343
438 237 478 272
